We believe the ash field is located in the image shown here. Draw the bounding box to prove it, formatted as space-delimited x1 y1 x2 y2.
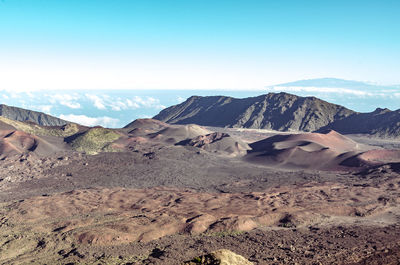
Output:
0 94 400 264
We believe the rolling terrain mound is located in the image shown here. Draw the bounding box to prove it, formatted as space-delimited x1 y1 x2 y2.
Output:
0 119 17 130
118 121 252 156
148 124 211 144
1 179 400 264
114 122 213 152
0 130 68 158
245 130 378 170
340 149 400 168
67 127 122 155
124 118 169 131
358 149 400 162
176 132 251 156
117 120 169 149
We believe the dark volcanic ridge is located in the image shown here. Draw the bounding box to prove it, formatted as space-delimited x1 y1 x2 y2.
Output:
153 92 355 132
153 92 400 138
317 108 400 138
0 104 69 126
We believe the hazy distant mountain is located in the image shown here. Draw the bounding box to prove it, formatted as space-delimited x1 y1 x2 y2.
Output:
272 78 396 90
0 104 68 126
265 78 400 113
153 92 355 132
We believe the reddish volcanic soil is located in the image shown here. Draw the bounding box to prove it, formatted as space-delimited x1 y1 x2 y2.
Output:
0 130 68 157
245 130 394 171
0 120 400 264
7 182 400 244
2 179 400 264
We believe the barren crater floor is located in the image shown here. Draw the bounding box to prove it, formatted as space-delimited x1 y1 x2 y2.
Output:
0 120 400 264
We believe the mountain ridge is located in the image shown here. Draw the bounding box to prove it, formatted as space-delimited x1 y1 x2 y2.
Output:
317 108 400 138
153 92 356 132
0 104 68 126
153 92 400 138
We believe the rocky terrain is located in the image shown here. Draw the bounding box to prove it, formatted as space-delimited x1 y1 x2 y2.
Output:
154 92 400 138
0 106 399 264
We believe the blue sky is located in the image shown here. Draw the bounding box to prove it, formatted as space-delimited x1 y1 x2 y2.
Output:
0 1 399 127
1 0 399 90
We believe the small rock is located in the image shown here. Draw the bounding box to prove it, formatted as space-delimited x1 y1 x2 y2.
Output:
184 249 253 265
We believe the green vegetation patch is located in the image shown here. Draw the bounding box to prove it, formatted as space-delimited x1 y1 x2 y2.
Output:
70 127 121 155
204 230 244 237
0 117 79 137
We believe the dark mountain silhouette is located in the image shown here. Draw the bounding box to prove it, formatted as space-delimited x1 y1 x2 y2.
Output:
153 92 355 132
152 92 400 138
0 104 68 126
319 108 400 138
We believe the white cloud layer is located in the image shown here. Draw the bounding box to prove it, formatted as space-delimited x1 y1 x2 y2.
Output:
85 94 165 111
48 93 81 109
267 86 400 98
268 86 374 96
177 96 186 103
59 114 119 128
35 105 53 114
85 94 106 110
61 101 81 109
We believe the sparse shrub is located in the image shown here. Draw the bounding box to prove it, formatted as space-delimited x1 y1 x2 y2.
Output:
70 128 121 155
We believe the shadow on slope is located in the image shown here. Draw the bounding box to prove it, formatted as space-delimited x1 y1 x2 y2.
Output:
0 130 69 158
244 130 387 170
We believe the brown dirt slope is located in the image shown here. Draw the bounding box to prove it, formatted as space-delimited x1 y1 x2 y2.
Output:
1 178 400 264
0 130 69 158
245 130 382 170
124 118 169 130
176 132 251 156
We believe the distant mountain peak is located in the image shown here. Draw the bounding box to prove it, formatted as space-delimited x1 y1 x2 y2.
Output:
373 107 391 114
270 78 394 90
